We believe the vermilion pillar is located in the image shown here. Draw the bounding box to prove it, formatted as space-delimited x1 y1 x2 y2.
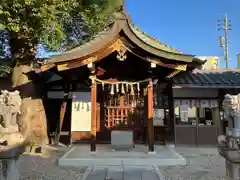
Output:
148 78 154 152
90 76 97 152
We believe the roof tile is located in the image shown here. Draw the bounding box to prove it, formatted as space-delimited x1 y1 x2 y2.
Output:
173 69 240 87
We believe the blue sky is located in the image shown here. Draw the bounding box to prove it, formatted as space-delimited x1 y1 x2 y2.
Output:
126 0 240 68
40 0 240 68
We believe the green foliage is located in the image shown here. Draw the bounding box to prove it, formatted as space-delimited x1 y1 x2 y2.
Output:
0 0 123 57
63 0 123 50
0 61 12 77
0 0 80 52
0 0 122 77
86 0 123 31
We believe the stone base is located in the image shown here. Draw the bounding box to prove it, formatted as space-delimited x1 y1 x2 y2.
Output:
89 151 97 155
165 141 175 148
147 151 156 155
59 145 186 167
226 160 240 180
0 158 20 180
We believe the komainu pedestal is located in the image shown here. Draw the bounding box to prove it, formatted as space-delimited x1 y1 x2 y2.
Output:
218 94 240 180
0 90 27 180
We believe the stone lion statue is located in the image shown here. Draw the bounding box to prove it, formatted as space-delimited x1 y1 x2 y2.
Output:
222 94 240 117
0 90 24 146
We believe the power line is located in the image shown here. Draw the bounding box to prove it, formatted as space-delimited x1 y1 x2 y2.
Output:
217 14 232 69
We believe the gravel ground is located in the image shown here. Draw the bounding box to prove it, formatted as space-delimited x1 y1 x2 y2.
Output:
16 146 227 180
18 146 86 180
159 147 227 180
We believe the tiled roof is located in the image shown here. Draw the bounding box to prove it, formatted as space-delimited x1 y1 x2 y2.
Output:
47 13 187 64
48 30 112 63
129 22 183 54
173 69 240 87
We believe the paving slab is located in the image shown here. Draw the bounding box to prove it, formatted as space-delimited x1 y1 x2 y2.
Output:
123 169 142 180
85 168 107 180
141 170 159 180
106 169 123 180
83 166 162 180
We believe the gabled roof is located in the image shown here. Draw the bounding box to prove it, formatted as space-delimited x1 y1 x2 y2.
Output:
44 12 200 67
173 69 240 88
129 23 183 54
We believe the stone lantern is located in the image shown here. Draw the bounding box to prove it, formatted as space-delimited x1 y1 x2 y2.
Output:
218 94 240 179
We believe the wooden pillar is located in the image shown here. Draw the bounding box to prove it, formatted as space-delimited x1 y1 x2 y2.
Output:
167 81 175 144
143 88 148 145
148 78 154 152
55 83 69 145
90 76 97 152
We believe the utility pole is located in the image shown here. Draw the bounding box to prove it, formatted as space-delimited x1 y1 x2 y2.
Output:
217 14 232 69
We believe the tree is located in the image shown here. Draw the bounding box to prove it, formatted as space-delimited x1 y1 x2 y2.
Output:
0 0 122 146
63 0 123 49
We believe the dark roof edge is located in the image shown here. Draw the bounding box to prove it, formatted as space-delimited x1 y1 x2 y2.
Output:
173 84 240 89
192 57 207 65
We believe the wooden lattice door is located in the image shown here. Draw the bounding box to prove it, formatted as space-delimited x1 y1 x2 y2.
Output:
104 93 135 129
104 92 144 138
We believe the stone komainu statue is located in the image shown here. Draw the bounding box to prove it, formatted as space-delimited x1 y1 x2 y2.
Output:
0 90 24 145
222 94 240 129
0 90 48 146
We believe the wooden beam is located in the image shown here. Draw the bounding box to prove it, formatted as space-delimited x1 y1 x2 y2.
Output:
166 70 181 79
156 61 187 71
146 57 187 71
148 78 154 152
40 63 56 72
52 37 188 73
59 95 67 133
55 84 70 145
56 38 122 71
90 76 97 152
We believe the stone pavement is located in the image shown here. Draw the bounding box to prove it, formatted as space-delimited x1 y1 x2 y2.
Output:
84 166 163 180
15 145 228 180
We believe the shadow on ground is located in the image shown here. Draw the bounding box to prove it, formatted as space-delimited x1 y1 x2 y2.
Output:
18 146 86 180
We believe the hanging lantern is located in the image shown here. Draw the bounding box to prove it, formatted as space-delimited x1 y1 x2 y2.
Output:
121 83 125 94
110 84 114 95
116 84 119 92
130 84 134 96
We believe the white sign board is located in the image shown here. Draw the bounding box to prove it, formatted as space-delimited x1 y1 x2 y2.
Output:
180 105 188 122
153 109 164 126
71 92 91 131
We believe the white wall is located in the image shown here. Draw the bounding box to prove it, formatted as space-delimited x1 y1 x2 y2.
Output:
173 88 218 98
196 56 220 70
71 92 91 132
